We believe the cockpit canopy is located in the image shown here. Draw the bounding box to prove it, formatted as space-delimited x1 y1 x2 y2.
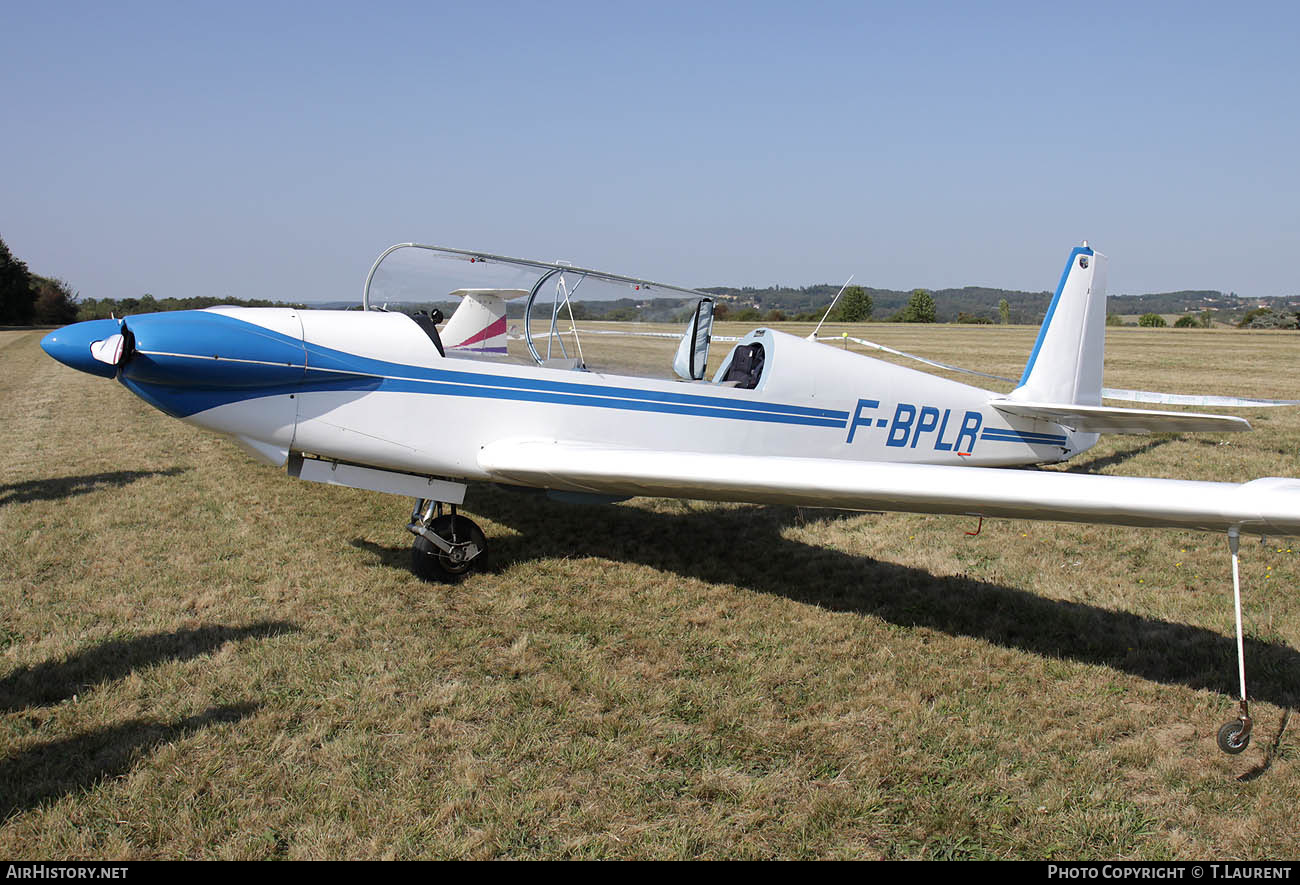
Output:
362 243 712 372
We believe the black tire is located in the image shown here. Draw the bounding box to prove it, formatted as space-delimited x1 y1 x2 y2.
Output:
410 514 487 582
1217 720 1250 755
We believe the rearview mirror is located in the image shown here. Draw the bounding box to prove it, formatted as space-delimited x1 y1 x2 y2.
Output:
673 298 714 381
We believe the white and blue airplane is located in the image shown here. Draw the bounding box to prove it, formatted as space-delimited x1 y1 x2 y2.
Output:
40 242 1299 753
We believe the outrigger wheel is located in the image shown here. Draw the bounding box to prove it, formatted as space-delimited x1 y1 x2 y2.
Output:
1217 714 1252 755
408 500 487 582
1217 528 1254 755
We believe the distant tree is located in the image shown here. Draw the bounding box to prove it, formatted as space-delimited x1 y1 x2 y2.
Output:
1173 314 1201 328
31 277 79 325
1106 313 1123 326
1138 313 1167 327
955 312 992 324
0 235 36 325
895 289 937 323
735 307 762 322
764 309 787 322
712 302 730 320
835 286 873 322
998 298 1010 325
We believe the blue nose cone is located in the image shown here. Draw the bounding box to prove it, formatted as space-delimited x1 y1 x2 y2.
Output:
40 319 126 378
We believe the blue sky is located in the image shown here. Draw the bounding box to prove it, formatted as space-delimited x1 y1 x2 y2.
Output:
3 1 1297 303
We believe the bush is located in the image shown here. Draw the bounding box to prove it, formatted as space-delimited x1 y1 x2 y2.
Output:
1238 307 1272 328
32 277 79 325
1138 313 1167 327
1239 308 1299 329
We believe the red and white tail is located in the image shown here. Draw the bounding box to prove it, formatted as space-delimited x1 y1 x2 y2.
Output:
441 288 527 356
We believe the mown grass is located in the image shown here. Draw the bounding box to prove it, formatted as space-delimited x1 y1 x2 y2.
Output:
2 322 1299 859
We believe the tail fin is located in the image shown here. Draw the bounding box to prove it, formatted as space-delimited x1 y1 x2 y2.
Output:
441 288 527 356
1009 244 1108 406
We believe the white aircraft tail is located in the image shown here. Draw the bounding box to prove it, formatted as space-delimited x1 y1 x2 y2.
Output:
1009 244 1107 406
994 245 1246 435
441 288 528 356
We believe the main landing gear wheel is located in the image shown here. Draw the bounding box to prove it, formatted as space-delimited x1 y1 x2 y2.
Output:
1217 718 1251 755
408 500 487 583
411 514 487 582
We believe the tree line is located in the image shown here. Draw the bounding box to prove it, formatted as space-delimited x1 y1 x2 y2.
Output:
75 293 304 320
703 286 935 324
1 234 305 325
1 235 80 325
6 232 1296 328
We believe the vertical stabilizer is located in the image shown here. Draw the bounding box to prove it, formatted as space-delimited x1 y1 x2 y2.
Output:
1009 244 1108 406
441 288 527 356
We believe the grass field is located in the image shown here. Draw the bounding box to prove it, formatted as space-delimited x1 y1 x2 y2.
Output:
3 321 1300 859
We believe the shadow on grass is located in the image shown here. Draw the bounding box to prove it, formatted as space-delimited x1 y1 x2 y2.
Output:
0 622 298 713
0 467 190 506
356 484 1300 708
0 703 259 820
1057 438 1174 474
1238 708 1293 782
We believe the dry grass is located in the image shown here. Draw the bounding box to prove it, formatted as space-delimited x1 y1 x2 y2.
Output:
2 322 1299 859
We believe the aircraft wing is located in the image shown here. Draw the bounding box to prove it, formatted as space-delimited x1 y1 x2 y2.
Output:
990 401 1251 434
478 440 1300 535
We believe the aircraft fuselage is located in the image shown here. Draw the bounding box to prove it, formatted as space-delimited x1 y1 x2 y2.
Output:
40 308 1092 481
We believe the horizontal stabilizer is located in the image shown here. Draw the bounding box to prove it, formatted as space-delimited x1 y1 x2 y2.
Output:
990 401 1251 434
442 289 519 356
478 440 1299 535
448 288 529 301
1103 388 1300 408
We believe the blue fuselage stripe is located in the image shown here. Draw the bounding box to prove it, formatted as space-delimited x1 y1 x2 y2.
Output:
980 428 1068 445
320 358 849 421
121 310 850 422
371 375 848 426
126 350 850 428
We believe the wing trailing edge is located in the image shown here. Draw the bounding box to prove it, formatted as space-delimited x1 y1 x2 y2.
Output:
478 440 1300 536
